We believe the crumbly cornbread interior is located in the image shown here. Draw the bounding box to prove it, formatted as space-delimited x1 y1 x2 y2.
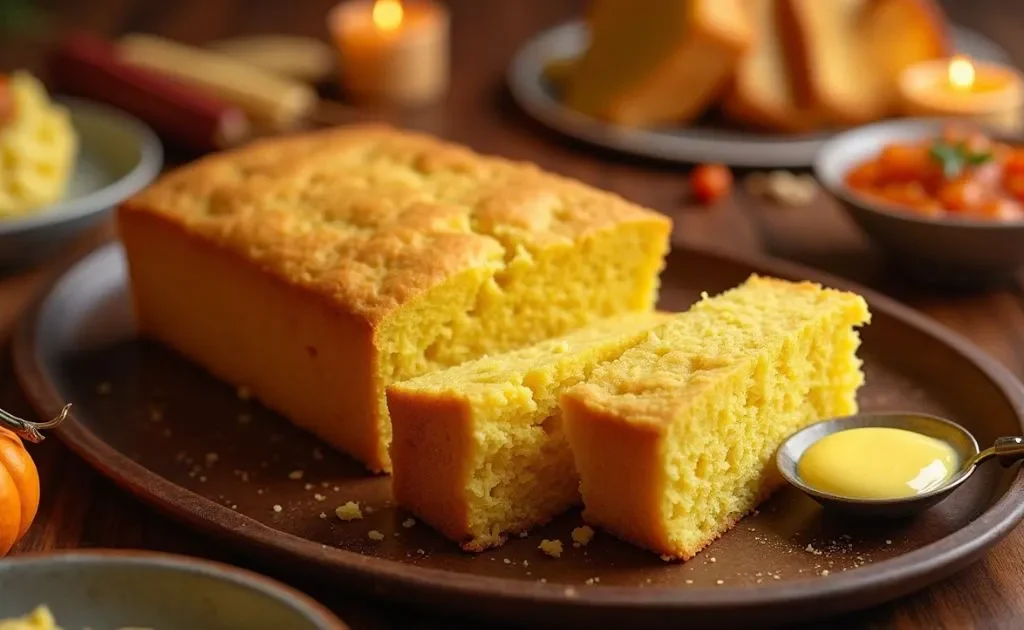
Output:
388 312 670 550
564 276 870 558
121 125 671 471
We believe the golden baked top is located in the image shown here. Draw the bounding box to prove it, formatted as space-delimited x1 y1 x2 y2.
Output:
565 275 871 423
120 124 671 323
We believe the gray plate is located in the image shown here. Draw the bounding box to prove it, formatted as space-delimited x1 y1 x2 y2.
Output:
0 550 348 630
508 20 1011 167
0 97 163 268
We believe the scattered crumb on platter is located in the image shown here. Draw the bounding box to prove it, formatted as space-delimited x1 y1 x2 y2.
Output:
335 501 363 521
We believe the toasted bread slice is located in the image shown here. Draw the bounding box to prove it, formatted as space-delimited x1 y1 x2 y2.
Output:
722 0 820 133
780 0 949 127
860 0 951 107
565 0 753 128
780 0 889 127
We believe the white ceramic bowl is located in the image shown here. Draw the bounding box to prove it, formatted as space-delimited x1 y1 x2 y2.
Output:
0 97 162 269
814 117 1024 288
0 549 347 629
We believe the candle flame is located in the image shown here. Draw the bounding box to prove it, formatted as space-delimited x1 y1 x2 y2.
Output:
373 0 403 31
949 55 976 91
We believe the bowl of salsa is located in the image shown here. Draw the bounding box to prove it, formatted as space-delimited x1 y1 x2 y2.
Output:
814 118 1024 287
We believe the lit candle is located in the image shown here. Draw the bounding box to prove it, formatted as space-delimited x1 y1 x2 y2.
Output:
897 55 1024 133
328 0 450 106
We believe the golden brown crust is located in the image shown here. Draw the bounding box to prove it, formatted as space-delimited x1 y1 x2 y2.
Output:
119 124 670 325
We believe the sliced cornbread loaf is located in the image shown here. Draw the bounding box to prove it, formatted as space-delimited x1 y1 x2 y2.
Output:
117 125 671 473
561 275 870 560
387 312 671 550
565 0 753 127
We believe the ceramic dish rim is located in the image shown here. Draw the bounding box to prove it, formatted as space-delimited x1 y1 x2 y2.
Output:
12 241 1024 615
0 96 164 235
0 547 349 629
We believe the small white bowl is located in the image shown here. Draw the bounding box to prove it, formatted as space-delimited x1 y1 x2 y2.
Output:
813 117 1024 288
0 97 163 269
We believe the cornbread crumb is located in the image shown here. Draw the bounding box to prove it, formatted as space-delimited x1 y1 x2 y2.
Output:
539 539 564 558
417 549 426 555
272 504 282 513
522 560 529 567
571 525 595 548
402 518 416 528
821 569 830 576
314 493 327 501
685 579 693 585
368 530 385 541
335 501 363 521
584 578 596 585
503 558 511 565
304 483 314 491
319 512 327 519
288 470 304 480
709 556 717 563
716 579 724 585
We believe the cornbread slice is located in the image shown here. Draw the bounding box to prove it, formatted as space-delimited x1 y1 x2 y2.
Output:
117 125 671 472
387 312 671 551
564 0 753 127
562 275 871 560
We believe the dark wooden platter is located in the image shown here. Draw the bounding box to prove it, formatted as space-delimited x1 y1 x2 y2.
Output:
12 242 1024 629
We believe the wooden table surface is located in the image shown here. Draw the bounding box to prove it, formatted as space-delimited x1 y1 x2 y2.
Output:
2 0 1024 628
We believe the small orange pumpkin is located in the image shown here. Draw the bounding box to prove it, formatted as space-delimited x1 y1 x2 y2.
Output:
0 403 70 555
0 427 39 555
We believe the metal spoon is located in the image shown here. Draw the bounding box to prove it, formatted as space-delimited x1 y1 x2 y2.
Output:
776 412 1024 518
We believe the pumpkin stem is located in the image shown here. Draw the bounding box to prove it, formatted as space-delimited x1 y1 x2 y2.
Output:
0 404 72 443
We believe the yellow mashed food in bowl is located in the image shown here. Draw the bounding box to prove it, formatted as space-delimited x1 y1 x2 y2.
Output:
0 606 57 630
0 606 151 630
0 72 78 219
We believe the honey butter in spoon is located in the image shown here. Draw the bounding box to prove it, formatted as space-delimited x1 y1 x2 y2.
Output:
776 412 1024 518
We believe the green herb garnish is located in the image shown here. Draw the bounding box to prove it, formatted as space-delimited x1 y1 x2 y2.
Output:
929 140 993 179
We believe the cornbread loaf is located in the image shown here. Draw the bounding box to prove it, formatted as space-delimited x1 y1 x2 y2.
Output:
561 275 870 560
117 125 672 472
564 0 753 127
387 312 671 551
